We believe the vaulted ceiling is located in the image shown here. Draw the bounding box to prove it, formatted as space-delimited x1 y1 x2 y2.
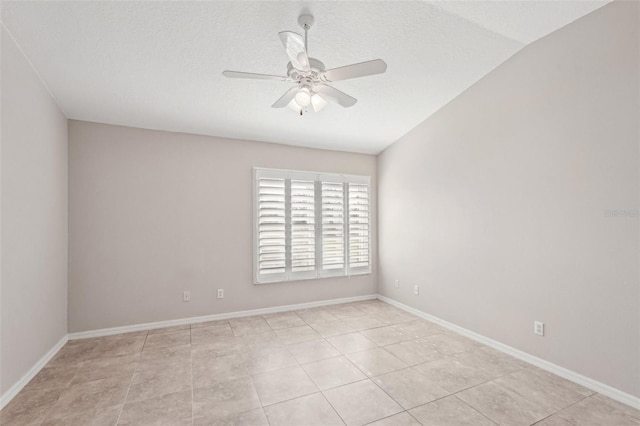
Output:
1 1 609 154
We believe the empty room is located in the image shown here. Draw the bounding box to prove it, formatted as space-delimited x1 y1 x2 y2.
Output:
1 1 639 425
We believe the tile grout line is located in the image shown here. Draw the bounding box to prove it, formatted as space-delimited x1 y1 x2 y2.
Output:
450 394 500 425
311 319 413 424
114 331 148 425
312 309 517 424
266 315 319 413
34 350 83 425
357 345 513 425
245 367 268 424
334 326 594 426
361 410 412 426
189 359 590 426
359 358 412 418
193 320 269 423
247 313 280 425
528 394 590 425
282 335 339 423
190 324 194 426
434 361 575 426
405 410 423 425
251 307 355 424
318 390 349 426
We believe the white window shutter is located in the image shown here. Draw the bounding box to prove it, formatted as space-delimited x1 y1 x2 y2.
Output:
256 176 286 282
321 181 345 276
254 168 370 284
289 179 317 279
348 183 370 273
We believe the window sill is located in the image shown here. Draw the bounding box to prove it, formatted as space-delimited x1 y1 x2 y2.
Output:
254 270 371 285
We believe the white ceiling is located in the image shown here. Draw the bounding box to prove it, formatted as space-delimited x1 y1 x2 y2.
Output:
1 1 609 154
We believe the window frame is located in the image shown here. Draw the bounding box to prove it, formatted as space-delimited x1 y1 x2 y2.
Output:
253 167 371 285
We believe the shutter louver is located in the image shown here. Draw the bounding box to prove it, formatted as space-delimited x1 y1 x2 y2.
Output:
322 181 345 272
257 178 286 279
348 183 370 271
290 180 315 273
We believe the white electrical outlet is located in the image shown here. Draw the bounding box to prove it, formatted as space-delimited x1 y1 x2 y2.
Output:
183 291 191 302
534 321 544 336
394 280 399 288
413 285 420 295
217 289 224 299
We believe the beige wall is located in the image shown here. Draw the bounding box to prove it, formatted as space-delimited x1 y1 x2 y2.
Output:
68 121 377 332
378 1 640 398
1 28 69 394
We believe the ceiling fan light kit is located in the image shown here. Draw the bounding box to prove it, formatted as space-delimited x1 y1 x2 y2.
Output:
223 14 387 115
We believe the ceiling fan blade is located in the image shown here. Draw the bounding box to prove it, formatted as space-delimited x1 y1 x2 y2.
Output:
272 86 299 108
222 71 289 81
278 31 310 71
315 84 357 108
323 59 387 82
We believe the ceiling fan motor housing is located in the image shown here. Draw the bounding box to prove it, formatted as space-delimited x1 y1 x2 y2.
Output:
287 58 326 82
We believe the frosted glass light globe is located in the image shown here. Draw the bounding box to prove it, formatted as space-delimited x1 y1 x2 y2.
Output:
294 88 312 107
311 94 328 112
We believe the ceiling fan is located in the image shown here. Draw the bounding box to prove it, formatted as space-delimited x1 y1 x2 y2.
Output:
222 14 387 115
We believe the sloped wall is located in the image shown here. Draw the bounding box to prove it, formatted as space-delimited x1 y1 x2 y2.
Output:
378 1 639 397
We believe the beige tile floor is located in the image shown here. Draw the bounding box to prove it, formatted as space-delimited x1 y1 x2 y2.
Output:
2 300 639 426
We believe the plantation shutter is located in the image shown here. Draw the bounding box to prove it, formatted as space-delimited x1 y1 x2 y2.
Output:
321 180 346 276
348 182 370 273
256 175 286 282
289 179 316 280
254 168 370 284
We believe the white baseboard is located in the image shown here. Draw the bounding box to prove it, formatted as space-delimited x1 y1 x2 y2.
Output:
68 294 378 340
377 294 640 411
0 334 68 410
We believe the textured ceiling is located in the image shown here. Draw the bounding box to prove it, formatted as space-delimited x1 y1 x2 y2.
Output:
1 1 609 154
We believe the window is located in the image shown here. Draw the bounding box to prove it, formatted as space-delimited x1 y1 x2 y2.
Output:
254 168 370 284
